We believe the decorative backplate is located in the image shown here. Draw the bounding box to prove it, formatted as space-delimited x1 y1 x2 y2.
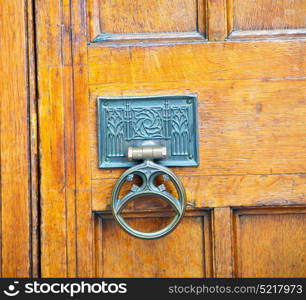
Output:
97 95 199 168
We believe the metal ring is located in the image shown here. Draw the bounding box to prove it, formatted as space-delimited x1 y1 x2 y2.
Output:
111 160 186 239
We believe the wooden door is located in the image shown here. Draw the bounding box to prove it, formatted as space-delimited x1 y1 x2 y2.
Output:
36 0 306 277
0 0 38 277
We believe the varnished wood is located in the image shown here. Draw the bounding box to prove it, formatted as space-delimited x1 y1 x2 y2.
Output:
71 0 94 277
28 0 40 278
0 0 33 277
88 0 206 42
35 0 306 278
207 0 228 40
0 0 305 280
92 174 306 211
229 29 306 40
233 208 306 277
98 0 198 34
212 208 233 277
63 0 78 278
88 41 305 83
197 0 206 36
89 79 306 180
234 0 306 31
95 213 212 277
36 0 74 277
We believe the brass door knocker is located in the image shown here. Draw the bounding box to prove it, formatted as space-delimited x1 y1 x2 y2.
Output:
111 146 186 239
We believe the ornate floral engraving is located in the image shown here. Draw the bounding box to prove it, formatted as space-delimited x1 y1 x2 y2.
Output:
132 108 164 139
171 106 189 156
103 97 196 166
106 108 124 157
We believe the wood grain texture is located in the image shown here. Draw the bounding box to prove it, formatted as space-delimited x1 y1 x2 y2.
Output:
197 0 206 36
92 174 306 211
36 0 76 277
212 208 233 277
89 79 306 180
229 29 306 40
37 0 94 278
95 213 211 277
63 0 77 278
88 41 305 83
207 0 228 40
234 208 306 277
36 0 306 278
98 0 197 33
71 0 94 277
88 0 101 40
234 0 306 30
0 0 32 277
27 0 40 278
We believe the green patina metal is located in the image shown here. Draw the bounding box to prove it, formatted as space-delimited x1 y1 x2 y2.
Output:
97 95 199 169
97 95 199 239
111 159 186 239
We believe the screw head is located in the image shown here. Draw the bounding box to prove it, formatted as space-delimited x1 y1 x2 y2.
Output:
163 174 170 181
131 184 140 192
127 174 134 181
158 184 166 192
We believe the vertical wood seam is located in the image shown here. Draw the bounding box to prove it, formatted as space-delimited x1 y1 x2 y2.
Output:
232 210 240 277
69 0 78 277
71 0 94 277
226 0 233 35
27 0 40 278
0 29 2 278
212 207 234 277
24 0 32 278
61 0 69 278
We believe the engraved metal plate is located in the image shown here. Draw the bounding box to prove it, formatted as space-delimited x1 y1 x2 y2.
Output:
97 95 199 168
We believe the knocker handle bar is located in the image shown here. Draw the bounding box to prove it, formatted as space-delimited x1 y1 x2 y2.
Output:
111 146 186 239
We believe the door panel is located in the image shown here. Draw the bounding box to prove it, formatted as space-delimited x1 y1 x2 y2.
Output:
36 0 306 277
230 0 306 39
96 0 198 33
234 208 306 277
0 0 37 277
88 0 205 40
95 212 212 277
234 0 306 30
89 79 306 180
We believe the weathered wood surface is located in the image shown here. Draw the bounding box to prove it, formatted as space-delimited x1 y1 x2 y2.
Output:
35 0 306 278
234 208 306 277
0 0 36 277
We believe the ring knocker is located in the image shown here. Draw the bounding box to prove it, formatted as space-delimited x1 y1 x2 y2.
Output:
112 146 186 239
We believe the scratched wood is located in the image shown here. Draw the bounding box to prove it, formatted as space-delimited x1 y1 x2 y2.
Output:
0 0 34 277
98 0 198 33
71 0 95 277
89 79 306 179
88 41 305 83
233 208 306 277
36 0 306 278
28 0 40 278
234 0 306 30
92 174 306 211
213 208 233 277
95 213 212 277
36 0 76 277
207 0 228 40
87 0 206 42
